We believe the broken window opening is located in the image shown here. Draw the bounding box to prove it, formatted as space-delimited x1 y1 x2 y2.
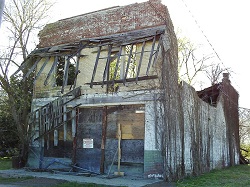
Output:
124 44 137 79
103 44 138 92
56 56 76 87
108 48 122 92
89 35 162 88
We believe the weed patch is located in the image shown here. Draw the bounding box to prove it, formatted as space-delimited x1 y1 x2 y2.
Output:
177 165 250 187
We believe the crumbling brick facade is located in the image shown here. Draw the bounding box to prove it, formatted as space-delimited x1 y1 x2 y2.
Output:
38 0 174 48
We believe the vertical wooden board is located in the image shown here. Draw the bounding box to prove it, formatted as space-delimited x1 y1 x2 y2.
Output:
90 46 102 88
76 108 103 173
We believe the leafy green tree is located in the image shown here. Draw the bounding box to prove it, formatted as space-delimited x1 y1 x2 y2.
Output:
56 56 76 86
0 90 19 156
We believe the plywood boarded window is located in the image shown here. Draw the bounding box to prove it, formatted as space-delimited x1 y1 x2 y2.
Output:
106 105 145 140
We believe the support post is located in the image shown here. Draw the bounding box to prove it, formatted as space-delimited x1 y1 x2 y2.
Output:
72 108 79 168
100 106 108 174
63 98 67 142
114 123 124 176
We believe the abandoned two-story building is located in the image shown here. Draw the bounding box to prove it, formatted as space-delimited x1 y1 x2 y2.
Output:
14 0 239 181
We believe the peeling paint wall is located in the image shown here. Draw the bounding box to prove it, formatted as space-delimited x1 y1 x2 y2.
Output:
181 82 232 176
142 81 239 180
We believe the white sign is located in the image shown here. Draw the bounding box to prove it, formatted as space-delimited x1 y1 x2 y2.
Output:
83 138 94 148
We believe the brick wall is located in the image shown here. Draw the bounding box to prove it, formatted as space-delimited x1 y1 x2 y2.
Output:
38 0 173 48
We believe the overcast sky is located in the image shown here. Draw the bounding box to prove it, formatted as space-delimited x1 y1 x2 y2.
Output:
2 0 250 108
48 0 250 108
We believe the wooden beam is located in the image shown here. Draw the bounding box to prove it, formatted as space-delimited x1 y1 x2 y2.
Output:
81 26 165 46
114 123 124 176
33 57 50 85
72 53 80 90
86 75 158 86
72 109 76 138
22 57 41 81
72 108 79 170
90 46 102 88
100 106 108 174
44 56 58 86
28 27 164 60
146 35 156 75
123 44 134 85
63 97 67 142
12 57 32 77
61 56 70 93
152 35 162 66
112 45 122 86
136 41 146 83
102 45 112 87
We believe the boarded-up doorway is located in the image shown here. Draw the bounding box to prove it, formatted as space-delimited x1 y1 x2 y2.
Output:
105 105 145 176
76 108 103 174
76 105 145 176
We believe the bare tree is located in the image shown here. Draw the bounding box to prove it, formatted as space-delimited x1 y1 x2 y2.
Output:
239 107 250 144
177 34 212 86
205 64 231 86
0 0 52 164
0 0 4 28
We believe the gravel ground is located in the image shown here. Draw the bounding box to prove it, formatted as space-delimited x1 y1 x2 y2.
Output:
0 169 174 187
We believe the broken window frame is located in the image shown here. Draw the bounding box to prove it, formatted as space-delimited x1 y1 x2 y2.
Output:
12 27 165 93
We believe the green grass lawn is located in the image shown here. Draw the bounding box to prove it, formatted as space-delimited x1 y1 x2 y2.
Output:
177 164 250 187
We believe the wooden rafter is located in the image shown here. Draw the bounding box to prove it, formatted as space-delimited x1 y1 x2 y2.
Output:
61 57 70 93
22 57 41 81
152 35 162 66
44 56 58 86
33 57 50 85
136 41 146 83
102 45 113 87
86 75 158 85
14 27 164 90
71 52 81 90
90 46 102 88
123 44 134 85
112 45 123 86
146 35 156 75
